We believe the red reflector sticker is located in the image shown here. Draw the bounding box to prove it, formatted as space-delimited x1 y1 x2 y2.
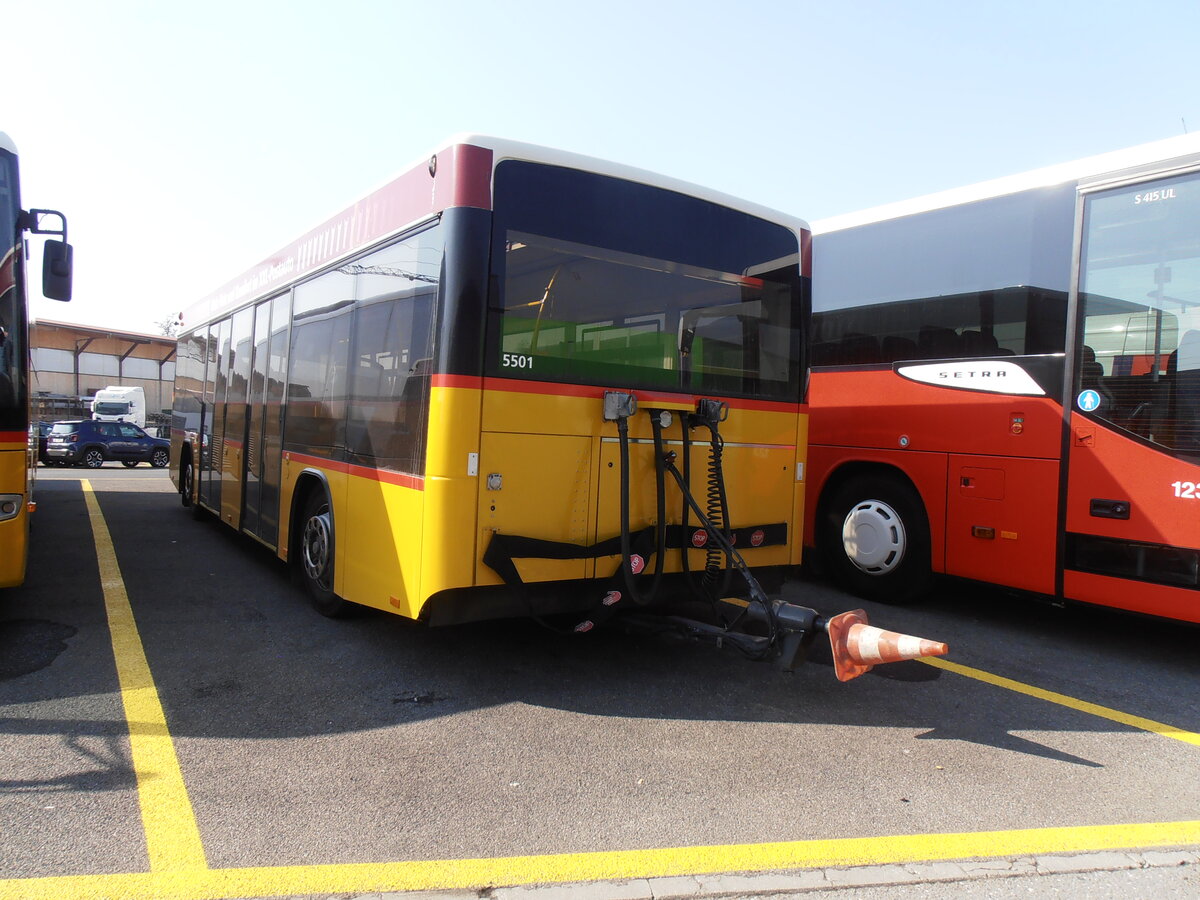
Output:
629 554 645 574
691 530 707 548
574 620 594 633
751 529 765 547
602 590 621 606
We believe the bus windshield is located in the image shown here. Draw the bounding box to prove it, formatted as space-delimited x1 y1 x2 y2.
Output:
1079 169 1200 455
489 161 804 401
0 148 25 424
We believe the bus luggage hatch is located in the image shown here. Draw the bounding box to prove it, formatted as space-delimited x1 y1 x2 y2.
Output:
475 431 594 585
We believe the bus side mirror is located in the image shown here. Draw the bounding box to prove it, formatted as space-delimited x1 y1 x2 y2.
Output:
42 240 73 301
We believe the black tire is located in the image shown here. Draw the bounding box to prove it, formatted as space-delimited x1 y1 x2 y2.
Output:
150 448 169 468
122 461 139 468
298 489 352 618
180 458 195 508
819 473 932 604
83 448 106 469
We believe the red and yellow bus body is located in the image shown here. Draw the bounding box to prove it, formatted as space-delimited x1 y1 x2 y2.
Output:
174 137 811 624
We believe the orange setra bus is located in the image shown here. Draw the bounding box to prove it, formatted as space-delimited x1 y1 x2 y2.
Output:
808 134 1200 623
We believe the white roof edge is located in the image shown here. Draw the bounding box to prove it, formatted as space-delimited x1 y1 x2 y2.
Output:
450 134 811 233
812 132 1200 234
303 133 809 240
0 132 17 155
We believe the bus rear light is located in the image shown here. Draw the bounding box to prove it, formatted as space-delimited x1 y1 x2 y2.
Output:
0 496 21 522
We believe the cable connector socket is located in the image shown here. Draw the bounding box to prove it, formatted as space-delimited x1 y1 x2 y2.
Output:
603 391 638 421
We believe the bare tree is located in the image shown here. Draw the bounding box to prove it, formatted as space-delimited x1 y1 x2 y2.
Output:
155 313 182 337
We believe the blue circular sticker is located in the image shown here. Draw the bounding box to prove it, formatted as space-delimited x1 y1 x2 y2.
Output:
1077 389 1101 412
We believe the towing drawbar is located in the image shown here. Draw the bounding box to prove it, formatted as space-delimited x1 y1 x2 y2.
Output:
638 598 949 682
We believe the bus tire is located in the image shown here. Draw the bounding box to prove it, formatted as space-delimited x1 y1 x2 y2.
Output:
298 489 352 618
820 473 932 604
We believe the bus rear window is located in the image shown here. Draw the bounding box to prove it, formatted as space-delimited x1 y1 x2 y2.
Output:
489 162 804 401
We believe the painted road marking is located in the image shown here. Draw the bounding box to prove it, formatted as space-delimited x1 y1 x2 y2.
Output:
920 656 1200 747
0 819 1198 900
6 491 1196 899
81 479 208 872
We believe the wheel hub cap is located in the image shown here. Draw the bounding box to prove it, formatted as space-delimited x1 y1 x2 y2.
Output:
842 499 906 574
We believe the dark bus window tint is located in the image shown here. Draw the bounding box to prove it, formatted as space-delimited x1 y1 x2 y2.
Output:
0 149 26 426
171 331 205 436
1079 170 1200 456
813 184 1075 365
287 269 354 457
490 162 804 401
346 224 442 474
260 293 290 537
229 306 253 406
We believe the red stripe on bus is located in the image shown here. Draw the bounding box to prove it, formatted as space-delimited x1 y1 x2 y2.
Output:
0 430 27 443
476 377 802 413
283 451 425 491
433 374 484 389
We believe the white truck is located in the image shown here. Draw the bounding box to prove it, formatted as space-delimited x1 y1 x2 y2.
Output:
91 386 146 429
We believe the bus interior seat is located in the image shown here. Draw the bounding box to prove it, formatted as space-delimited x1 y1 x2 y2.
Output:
881 335 918 362
961 330 1001 357
838 332 882 364
918 325 960 359
1080 345 1112 398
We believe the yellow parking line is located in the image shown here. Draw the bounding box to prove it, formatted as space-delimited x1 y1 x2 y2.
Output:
81 480 208 872
1 818 1199 900
919 656 1200 747
17 496 1193 900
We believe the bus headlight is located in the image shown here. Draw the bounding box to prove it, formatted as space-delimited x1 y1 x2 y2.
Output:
0 495 22 522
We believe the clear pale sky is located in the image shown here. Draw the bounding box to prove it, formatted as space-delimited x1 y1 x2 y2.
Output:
7 0 1199 334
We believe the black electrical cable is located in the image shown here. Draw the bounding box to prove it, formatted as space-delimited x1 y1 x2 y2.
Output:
661 452 781 649
616 411 665 607
700 419 734 598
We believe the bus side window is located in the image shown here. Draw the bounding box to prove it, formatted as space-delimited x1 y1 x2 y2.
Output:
1172 331 1200 450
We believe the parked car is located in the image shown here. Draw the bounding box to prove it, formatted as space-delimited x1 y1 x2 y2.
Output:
44 420 171 468
32 421 53 465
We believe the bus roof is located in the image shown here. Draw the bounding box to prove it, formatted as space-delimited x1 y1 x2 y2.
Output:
812 132 1200 235
182 135 809 331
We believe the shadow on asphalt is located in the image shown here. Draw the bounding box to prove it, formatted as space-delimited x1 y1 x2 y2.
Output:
4 477 1197 778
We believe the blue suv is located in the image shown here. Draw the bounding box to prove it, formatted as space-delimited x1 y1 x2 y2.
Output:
44 420 170 468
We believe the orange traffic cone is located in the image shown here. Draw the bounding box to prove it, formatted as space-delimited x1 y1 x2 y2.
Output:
825 609 948 682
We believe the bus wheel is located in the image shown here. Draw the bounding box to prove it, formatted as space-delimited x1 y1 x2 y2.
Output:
299 491 352 618
821 474 931 604
180 459 194 507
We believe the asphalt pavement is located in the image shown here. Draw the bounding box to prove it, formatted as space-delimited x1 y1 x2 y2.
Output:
0 466 1196 899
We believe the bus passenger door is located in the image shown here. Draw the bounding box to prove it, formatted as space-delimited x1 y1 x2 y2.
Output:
242 300 271 540
220 306 253 529
1063 166 1200 622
